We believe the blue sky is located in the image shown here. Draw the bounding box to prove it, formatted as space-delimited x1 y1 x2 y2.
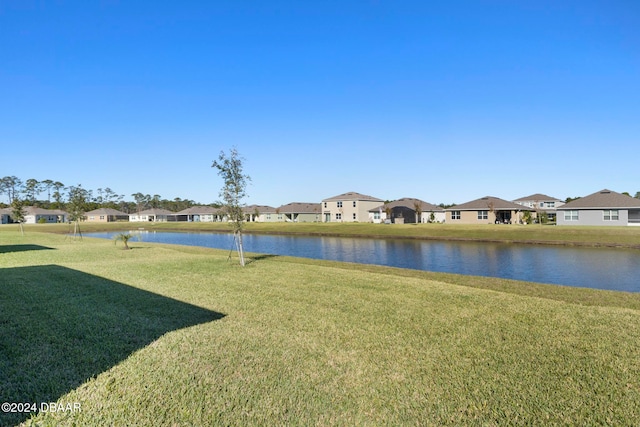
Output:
1 1 638 206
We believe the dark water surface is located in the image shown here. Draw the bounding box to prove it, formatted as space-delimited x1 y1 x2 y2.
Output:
87 231 640 292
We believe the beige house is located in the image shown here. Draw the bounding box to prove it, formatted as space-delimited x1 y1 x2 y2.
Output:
322 192 384 222
85 208 130 222
446 196 533 224
276 202 321 222
244 205 277 222
369 198 445 224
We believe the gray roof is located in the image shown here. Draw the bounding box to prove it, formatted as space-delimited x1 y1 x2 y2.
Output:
369 197 444 212
513 193 562 202
175 206 221 215
85 208 129 216
24 206 68 215
133 208 176 216
277 202 321 214
322 191 383 202
243 204 277 214
448 196 533 211
558 189 640 209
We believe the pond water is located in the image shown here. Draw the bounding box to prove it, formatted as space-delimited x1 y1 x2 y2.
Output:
86 231 640 292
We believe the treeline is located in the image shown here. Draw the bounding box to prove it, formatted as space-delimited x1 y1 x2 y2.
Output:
0 176 214 214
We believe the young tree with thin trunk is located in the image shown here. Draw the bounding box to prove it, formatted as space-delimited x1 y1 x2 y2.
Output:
67 185 89 239
11 196 26 236
212 148 251 266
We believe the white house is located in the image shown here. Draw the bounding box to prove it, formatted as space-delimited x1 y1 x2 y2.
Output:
24 207 68 224
129 208 175 222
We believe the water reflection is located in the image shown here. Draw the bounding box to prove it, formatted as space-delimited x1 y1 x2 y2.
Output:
86 231 640 292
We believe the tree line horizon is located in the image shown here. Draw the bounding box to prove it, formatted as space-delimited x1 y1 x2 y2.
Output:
2 175 639 215
0 175 214 214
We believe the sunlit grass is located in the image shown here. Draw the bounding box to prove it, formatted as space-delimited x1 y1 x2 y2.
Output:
1 230 640 425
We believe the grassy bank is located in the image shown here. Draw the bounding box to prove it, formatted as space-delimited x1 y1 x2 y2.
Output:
1 231 640 425
10 221 640 249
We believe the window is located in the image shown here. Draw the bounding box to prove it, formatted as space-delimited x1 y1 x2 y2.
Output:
603 210 619 221
477 210 488 220
547 202 555 208
451 211 461 220
564 210 579 221
353 201 357 207
373 212 380 220
99 215 105 220
353 213 357 220
337 201 343 208
336 213 342 220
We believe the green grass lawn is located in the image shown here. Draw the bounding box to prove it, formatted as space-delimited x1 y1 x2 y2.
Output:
1 230 640 425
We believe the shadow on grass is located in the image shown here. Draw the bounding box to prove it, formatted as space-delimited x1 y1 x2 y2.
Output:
0 265 224 426
247 254 280 264
0 244 55 254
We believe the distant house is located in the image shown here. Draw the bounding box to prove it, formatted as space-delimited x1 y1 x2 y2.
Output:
513 193 565 222
84 208 130 222
243 205 277 222
129 208 175 222
322 192 384 222
276 202 321 222
0 207 10 224
369 198 445 224
556 189 640 226
446 196 533 224
173 206 222 222
24 206 68 224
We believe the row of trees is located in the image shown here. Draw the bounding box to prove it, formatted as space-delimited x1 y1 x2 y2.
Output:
0 176 208 214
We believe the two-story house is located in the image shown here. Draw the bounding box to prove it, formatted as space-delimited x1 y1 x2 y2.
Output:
322 192 384 222
513 193 564 222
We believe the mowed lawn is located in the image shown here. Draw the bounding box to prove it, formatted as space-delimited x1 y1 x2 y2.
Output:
1 230 640 425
